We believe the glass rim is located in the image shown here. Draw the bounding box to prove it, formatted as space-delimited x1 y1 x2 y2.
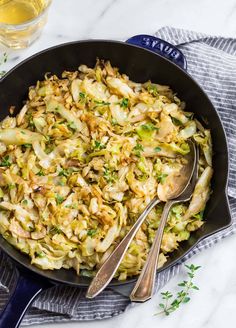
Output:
0 0 52 29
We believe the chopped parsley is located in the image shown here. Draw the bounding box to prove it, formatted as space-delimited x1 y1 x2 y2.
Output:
87 229 97 237
22 199 28 206
7 183 15 190
137 173 149 181
79 92 86 101
133 143 144 157
104 167 117 183
147 83 158 96
67 121 77 131
36 169 45 176
50 226 63 234
28 114 35 128
140 123 158 131
120 98 129 108
0 155 11 167
157 173 168 184
35 251 45 258
154 147 162 152
58 168 70 177
136 123 159 141
93 140 105 150
55 194 64 205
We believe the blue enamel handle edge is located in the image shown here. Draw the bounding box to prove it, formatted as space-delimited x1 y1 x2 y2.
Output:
126 34 187 70
0 269 52 328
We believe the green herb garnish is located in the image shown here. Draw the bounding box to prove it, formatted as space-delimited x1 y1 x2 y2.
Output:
22 199 28 206
156 173 168 184
0 155 11 167
133 143 144 157
55 194 64 205
136 123 158 141
67 121 77 131
23 143 32 148
93 140 105 150
79 92 86 101
137 173 149 181
35 251 45 258
7 183 15 190
104 167 117 183
87 229 97 237
120 98 129 108
36 169 45 176
28 114 35 128
141 123 158 131
50 226 63 234
147 84 158 96
58 169 70 177
154 147 162 152
156 264 201 316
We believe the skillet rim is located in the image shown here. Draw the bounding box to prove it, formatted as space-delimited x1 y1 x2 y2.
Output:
0 39 232 287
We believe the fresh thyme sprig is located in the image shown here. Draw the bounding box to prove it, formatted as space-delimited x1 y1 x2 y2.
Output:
156 264 201 316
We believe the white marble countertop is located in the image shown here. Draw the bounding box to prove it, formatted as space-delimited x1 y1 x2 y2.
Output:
1 0 236 327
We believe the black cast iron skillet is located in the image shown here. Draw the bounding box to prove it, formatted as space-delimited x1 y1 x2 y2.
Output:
0 35 232 328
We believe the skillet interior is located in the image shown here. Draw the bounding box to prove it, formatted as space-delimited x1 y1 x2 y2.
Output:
0 40 232 287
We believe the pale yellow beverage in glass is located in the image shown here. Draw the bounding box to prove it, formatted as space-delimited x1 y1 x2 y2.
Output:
0 0 52 49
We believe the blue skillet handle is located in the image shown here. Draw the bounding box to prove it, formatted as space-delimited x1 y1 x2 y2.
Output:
0 269 53 328
126 34 187 71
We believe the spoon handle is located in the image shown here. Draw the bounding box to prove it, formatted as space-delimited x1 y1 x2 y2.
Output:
130 200 175 302
86 196 161 299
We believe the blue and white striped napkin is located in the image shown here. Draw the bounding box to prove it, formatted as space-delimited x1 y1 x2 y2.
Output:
0 26 236 326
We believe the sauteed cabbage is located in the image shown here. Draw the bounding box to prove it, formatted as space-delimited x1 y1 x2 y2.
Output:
0 60 213 280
